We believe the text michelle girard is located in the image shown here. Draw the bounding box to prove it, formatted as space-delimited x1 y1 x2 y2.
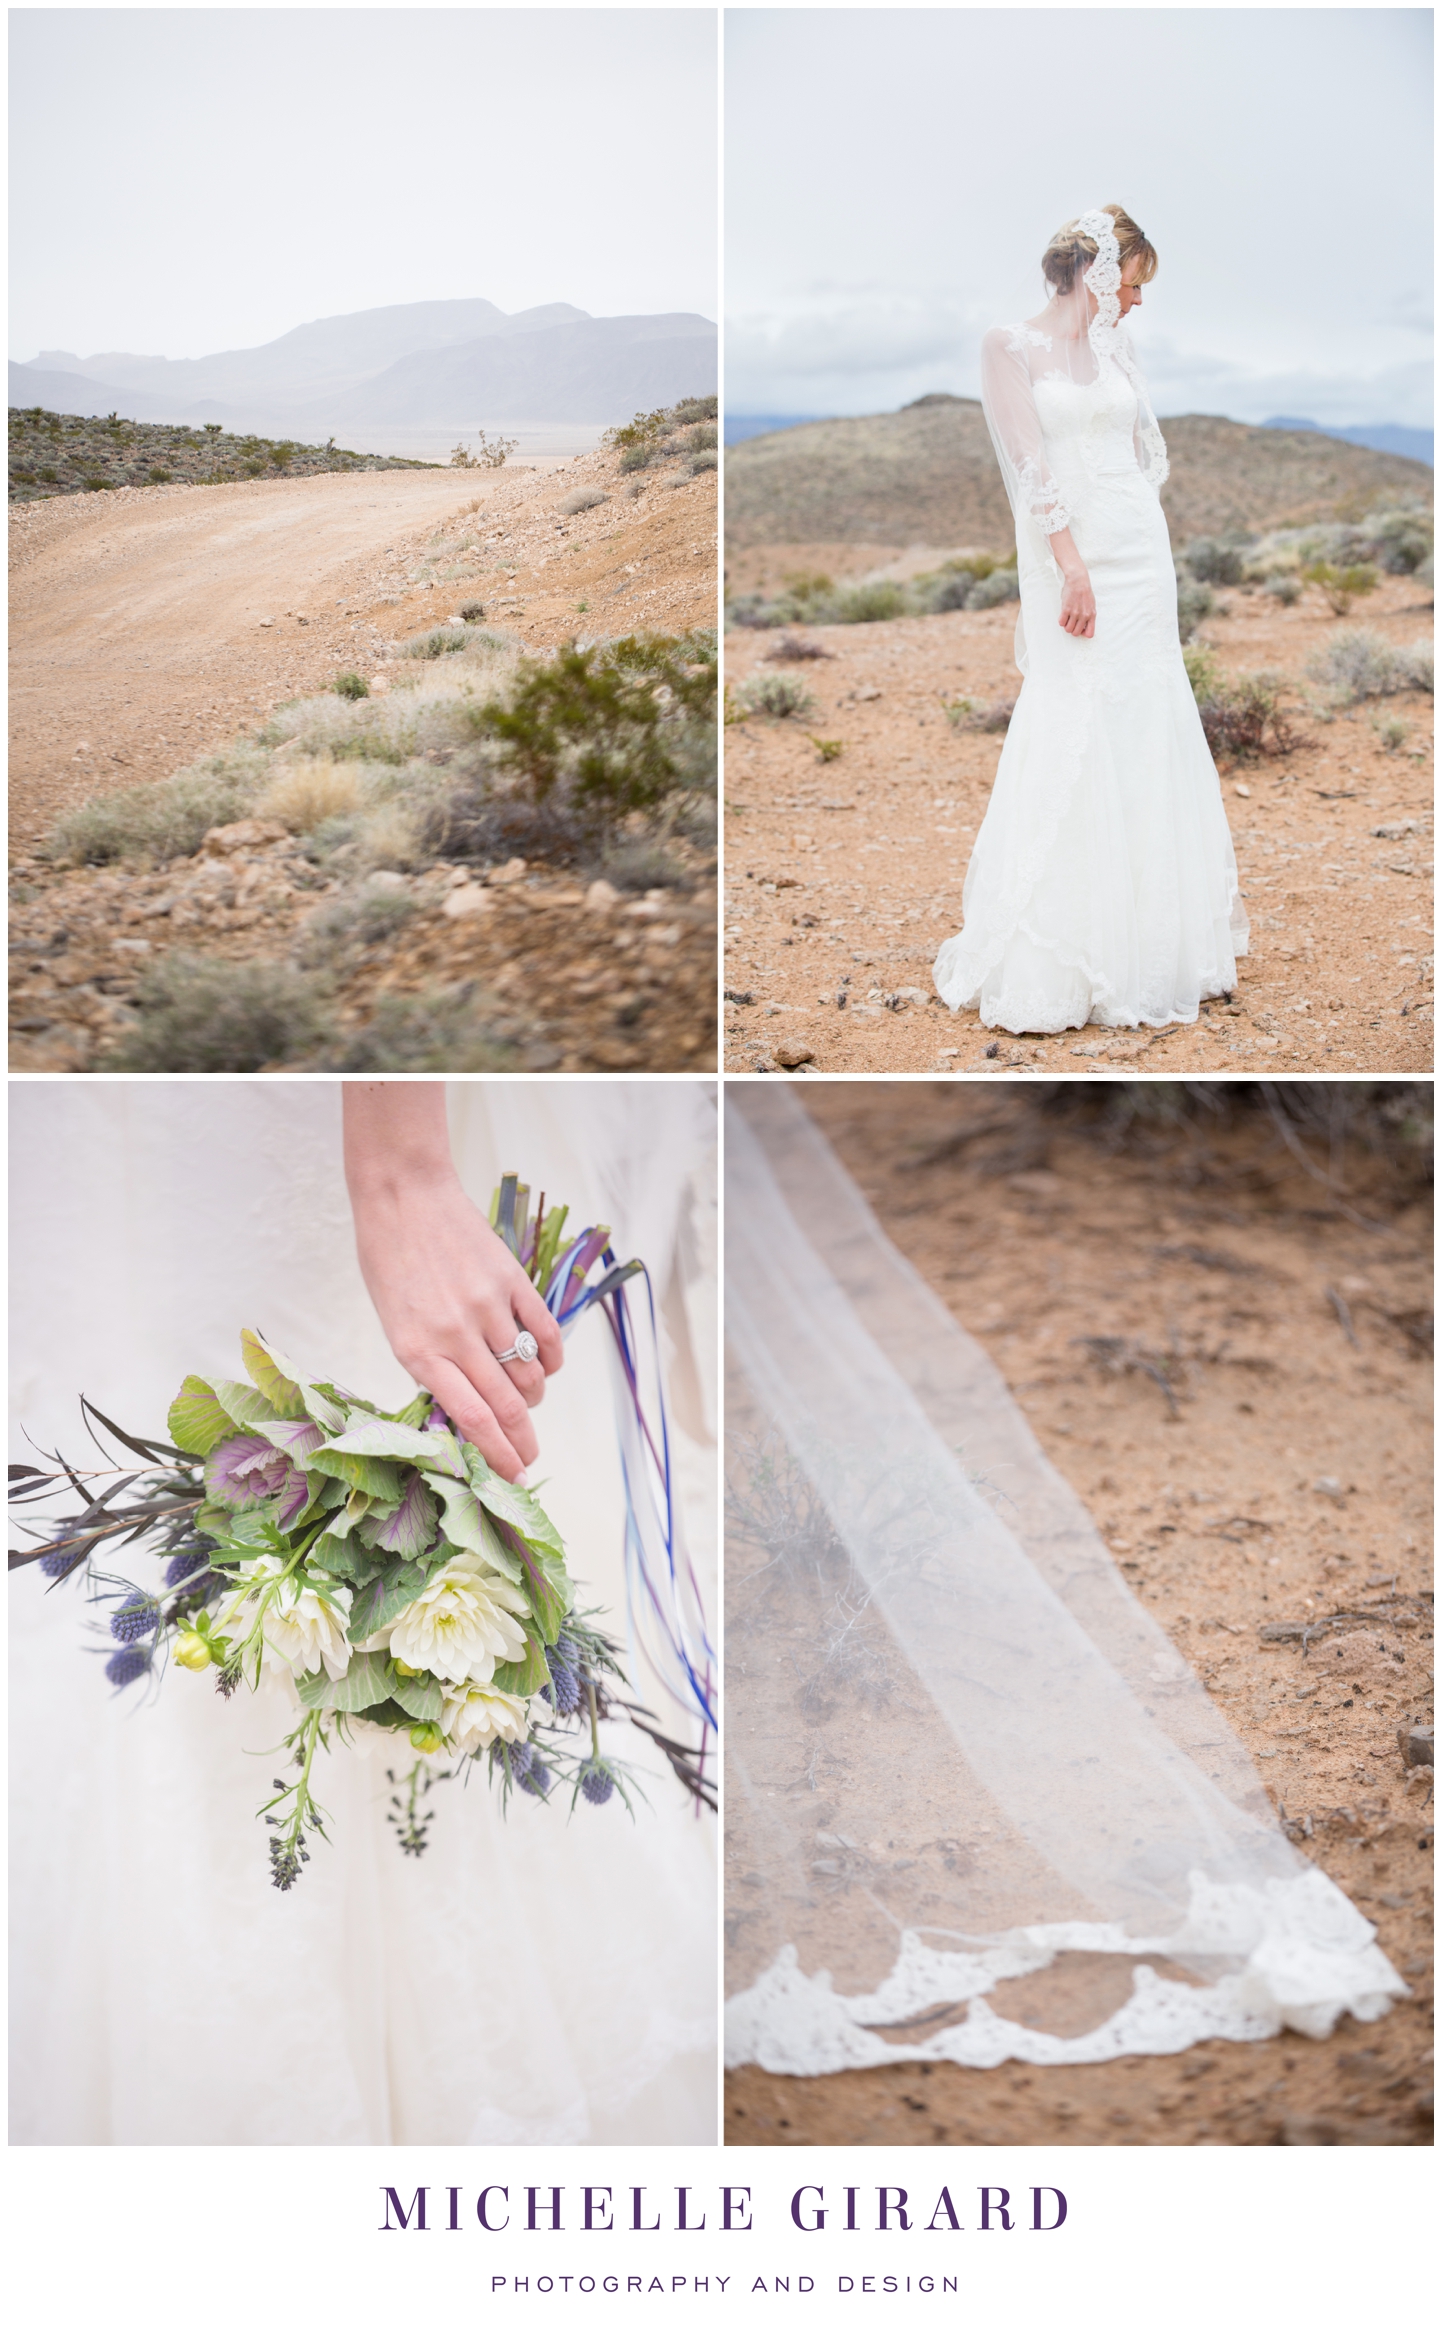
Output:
378 2186 1069 2234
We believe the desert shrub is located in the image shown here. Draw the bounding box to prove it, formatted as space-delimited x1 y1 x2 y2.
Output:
46 751 268 866
319 990 519 1073
1263 573 1302 605
465 629 717 834
764 633 833 662
258 755 362 834
1375 715 1408 752
299 880 419 959
943 695 1014 733
1305 628 1432 703
1184 536 1249 587
917 553 997 613
831 579 907 624
619 445 656 473
1196 672 1292 761
559 487 607 515
601 837 694 891
1359 506 1432 575
459 600 487 623
333 671 370 700
683 423 718 452
422 787 588 867
1175 573 1216 640
690 450 718 473
965 565 1020 611
148 466 170 484
100 956 331 1073
1182 643 1220 699
734 670 815 719
1303 560 1380 616
399 626 468 659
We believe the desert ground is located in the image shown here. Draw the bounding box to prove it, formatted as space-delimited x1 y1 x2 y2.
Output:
11 454 716 850
726 1085 1433 2147
723 569 1432 1075
8 439 717 1072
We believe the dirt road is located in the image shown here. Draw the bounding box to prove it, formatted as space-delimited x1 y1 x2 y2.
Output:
727 1087 1433 2146
723 572 1433 1076
10 455 717 852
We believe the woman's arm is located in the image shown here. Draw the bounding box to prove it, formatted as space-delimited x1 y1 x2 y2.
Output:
342 1083 564 1483
1048 526 1097 638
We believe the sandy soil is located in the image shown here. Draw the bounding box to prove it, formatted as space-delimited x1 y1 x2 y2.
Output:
10 452 717 851
722 572 1433 1076
726 1087 1433 2147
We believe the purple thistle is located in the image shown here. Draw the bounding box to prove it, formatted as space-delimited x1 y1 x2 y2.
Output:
39 1541 88 1581
506 1740 536 1778
110 1594 159 1643
164 1549 208 1589
581 1764 615 1806
105 1646 152 1688
543 1645 582 1718
520 1759 552 1798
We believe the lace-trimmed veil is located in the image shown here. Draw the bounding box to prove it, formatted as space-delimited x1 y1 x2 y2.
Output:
724 1089 1405 2076
981 207 1169 551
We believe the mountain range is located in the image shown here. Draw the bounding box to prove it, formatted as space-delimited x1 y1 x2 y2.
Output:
725 395 1433 555
9 299 717 434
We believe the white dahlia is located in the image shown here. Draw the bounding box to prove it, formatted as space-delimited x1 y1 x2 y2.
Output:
214 1556 353 1684
368 1554 530 1685
439 1679 535 1756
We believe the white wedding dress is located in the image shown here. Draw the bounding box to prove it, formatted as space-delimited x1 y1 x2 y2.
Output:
10 1082 717 2145
934 213 1248 1033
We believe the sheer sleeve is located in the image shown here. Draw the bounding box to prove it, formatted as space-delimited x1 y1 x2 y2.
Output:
980 326 1073 537
1114 326 1170 493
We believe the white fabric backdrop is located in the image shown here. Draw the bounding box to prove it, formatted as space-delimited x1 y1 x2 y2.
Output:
9 1080 717 2145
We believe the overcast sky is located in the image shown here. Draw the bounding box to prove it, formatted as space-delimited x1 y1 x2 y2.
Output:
727 7 1432 426
9 8 717 361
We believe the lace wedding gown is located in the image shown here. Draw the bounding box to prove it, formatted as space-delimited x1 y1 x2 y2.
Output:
934 232 1249 1034
10 1082 717 2145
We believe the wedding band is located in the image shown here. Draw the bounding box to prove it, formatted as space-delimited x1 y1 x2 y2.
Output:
493 1330 539 1367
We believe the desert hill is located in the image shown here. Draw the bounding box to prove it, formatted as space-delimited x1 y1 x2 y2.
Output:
725 395 1433 556
11 299 718 434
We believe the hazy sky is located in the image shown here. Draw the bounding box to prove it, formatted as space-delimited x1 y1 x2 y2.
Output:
727 8 1432 425
10 8 718 360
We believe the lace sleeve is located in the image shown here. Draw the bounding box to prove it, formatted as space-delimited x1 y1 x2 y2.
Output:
980 327 1073 536
1114 327 1169 492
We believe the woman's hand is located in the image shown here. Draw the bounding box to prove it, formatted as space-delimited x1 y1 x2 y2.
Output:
1050 526 1097 638
342 1084 564 1483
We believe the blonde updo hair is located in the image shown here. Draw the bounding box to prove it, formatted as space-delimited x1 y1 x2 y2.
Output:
1041 205 1158 295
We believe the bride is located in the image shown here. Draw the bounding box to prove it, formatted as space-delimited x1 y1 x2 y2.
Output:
933 205 1249 1035
10 1079 716 2145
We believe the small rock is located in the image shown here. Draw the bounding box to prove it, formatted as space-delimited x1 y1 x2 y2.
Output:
625 899 663 920
259 619 273 629
1234 782 1251 798
441 884 491 920
855 684 881 702
364 870 408 893
488 858 529 887
448 866 473 886
1399 1725 1434 1769
202 819 290 855
112 937 151 956
371 674 391 694
447 614 467 628
897 986 932 1006
140 896 175 918
585 879 621 910
774 1043 815 1069
1312 1477 1345 1502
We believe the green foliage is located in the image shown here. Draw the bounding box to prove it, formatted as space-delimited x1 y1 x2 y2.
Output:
1263 573 1302 605
467 630 717 833
1183 535 1249 587
813 738 844 763
734 669 815 719
1175 572 1215 641
99 956 333 1072
1305 627 1433 703
319 988 521 1072
1184 647 1292 759
831 579 907 624
46 751 268 866
333 671 370 700
1182 642 1220 700
1304 560 1380 615
399 627 469 660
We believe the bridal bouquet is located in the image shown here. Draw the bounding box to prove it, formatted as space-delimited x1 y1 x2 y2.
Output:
12 1179 715 1888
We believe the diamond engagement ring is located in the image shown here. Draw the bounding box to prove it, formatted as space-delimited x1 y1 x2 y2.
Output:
493 1329 539 1367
